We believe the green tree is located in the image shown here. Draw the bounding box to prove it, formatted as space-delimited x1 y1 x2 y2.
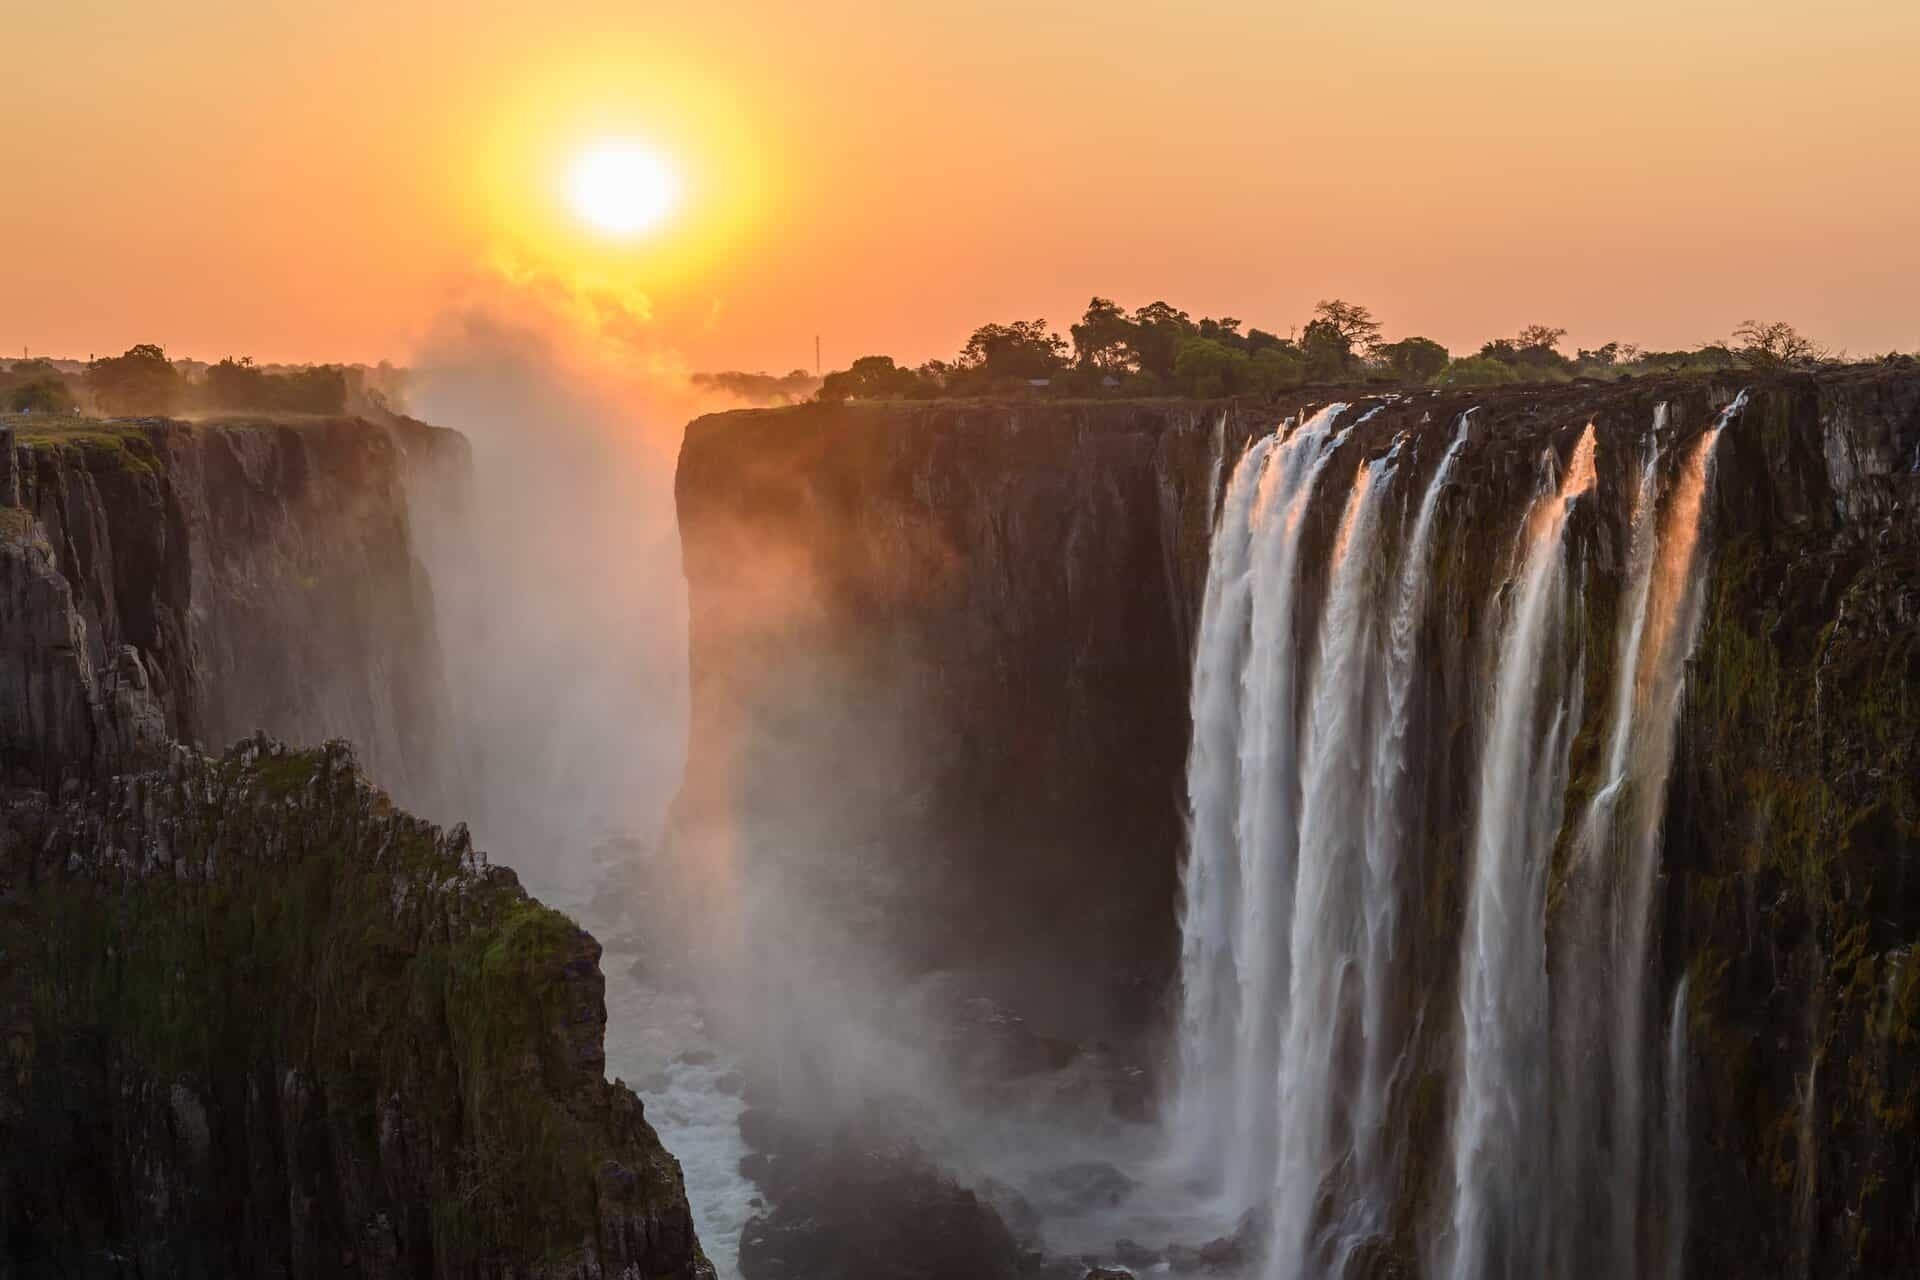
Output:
277 365 349 413
1312 299 1383 354
957 320 1068 382
1173 337 1251 397
1435 356 1521 386
1195 317 1247 350
1479 326 1573 376
1576 342 1637 367
205 356 269 408
818 355 936 401
1301 318 1356 382
1070 297 1136 372
1249 346 1307 394
85 343 180 415
1732 320 1822 369
1515 324 1568 353
8 377 75 413
1378 336 1450 383
1127 301 1194 379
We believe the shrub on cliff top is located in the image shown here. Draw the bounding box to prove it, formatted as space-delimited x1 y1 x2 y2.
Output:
6 376 75 414
1434 355 1523 386
85 343 182 416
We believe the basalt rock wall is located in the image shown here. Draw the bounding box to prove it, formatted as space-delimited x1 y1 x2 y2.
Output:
673 367 1919 1273
1 414 710 1278
0 737 710 1279
0 414 462 799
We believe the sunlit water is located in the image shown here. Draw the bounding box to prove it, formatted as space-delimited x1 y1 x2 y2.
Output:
1166 397 1743 1280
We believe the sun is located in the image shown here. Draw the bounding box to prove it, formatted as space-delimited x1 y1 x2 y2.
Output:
566 140 680 237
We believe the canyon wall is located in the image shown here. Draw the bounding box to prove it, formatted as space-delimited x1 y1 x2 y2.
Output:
0 414 459 798
0 415 710 1278
673 366 1919 1274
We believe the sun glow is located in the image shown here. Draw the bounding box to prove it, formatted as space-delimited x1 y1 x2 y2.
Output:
567 141 680 237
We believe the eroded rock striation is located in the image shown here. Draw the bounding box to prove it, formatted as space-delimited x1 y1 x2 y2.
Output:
1 414 460 797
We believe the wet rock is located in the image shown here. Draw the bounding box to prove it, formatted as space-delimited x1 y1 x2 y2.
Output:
674 369 1920 1274
1342 1235 1416 1279
1032 1161 1136 1213
738 1131 1026 1280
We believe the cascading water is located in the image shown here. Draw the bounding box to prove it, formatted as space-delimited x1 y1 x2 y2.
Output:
1348 414 1470 1203
1665 974 1692 1280
1228 406 1363 1206
1173 403 1466 1255
1548 413 1666 1279
1439 424 1594 1280
1604 393 1741 1274
1174 427 1278 1175
1170 394 1746 1280
1269 452 1395 1279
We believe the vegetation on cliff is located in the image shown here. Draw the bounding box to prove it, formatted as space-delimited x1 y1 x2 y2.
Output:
0 737 712 1279
3 411 707 1277
0 347 405 420
1668 382 1920 1274
813 297 1853 402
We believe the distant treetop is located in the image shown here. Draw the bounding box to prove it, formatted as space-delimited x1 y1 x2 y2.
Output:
808 299 1835 403
0 344 375 418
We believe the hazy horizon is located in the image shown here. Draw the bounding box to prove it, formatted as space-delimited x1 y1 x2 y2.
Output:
6 0 1918 375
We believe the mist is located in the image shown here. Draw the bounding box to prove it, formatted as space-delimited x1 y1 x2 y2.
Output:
403 284 693 899
393 277 1153 1278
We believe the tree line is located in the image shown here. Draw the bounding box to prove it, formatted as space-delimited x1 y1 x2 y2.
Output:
1 344 384 417
816 300 1839 402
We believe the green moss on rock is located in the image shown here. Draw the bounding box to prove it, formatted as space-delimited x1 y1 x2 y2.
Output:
0 736 711 1279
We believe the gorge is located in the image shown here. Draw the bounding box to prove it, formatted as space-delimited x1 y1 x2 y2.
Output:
3 363 1917 1278
671 368 1918 1278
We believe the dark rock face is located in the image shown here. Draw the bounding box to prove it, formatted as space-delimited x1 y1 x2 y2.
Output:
0 738 710 1279
1 416 460 798
733 1110 1029 1280
1 415 711 1278
674 401 1221 1040
1666 375 1920 1276
673 366 1920 1274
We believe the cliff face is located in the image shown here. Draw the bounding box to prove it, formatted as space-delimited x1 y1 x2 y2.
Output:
674 366 1920 1272
674 401 1218 1035
0 415 460 798
1 414 710 1279
0 738 708 1279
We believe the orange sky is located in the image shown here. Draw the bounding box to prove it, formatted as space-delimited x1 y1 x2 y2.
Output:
5 0 1917 372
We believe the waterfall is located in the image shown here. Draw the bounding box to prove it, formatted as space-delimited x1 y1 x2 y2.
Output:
1604 394 1739 1272
1439 424 1594 1280
1173 405 1460 1233
1174 428 1278 1172
1345 417 1471 1236
1168 394 1744 1280
1268 453 1395 1279
1174 405 1350 1201
1224 404 1350 1206
1665 974 1691 1280
1549 411 1666 1278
